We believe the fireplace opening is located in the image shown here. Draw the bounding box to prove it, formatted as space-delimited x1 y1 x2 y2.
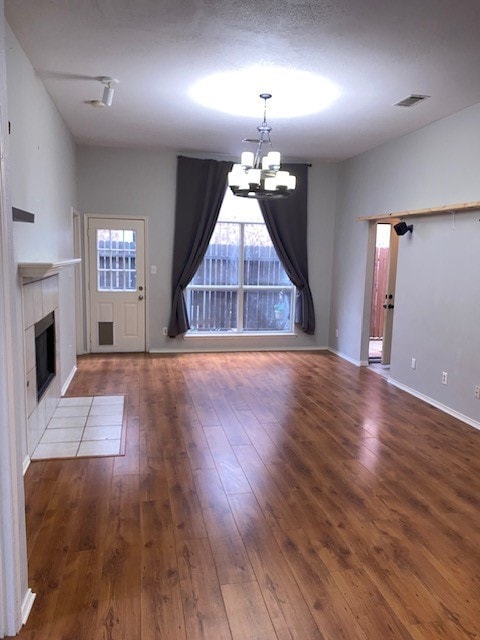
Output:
35 312 56 401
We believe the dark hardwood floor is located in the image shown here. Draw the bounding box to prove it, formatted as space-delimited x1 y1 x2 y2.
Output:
10 351 480 639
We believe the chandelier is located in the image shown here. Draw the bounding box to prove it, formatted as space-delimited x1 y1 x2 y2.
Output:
228 93 296 199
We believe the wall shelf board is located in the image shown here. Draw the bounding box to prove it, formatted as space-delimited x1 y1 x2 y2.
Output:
357 200 480 222
18 259 81 281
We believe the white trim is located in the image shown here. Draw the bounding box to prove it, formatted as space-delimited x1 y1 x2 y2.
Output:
21 588 35 625
22 456 30 476
388 378 480 432
72 209 86 355
184 331 297 339
328 347 362 367
150 345 328 354
61 365 77 397
18 258 81 280
0 102 30 636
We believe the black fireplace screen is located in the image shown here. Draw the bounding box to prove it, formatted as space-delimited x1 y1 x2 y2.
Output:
35 312 56 401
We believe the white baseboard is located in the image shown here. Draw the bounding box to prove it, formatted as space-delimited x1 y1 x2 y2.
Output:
21 588 36 625
328 347 363 367
61 365 77 396
388 378 480 432
22 455 30 476
149 345 329 354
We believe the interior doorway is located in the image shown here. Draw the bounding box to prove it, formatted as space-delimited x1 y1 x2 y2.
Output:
369 223 398 366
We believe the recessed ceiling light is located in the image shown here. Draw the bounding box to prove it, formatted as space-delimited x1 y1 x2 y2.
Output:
190 65 340 118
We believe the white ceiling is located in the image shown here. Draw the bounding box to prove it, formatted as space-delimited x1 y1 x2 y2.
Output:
5 0 480 161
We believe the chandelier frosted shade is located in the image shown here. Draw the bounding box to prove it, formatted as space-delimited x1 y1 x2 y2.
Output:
228 94 296 199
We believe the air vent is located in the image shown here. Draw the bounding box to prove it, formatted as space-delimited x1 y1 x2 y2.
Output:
394 94 430 108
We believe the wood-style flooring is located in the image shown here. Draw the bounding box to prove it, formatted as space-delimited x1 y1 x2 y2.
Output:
10 351 480 639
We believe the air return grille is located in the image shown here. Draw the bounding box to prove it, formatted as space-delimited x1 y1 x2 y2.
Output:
394 94 430 107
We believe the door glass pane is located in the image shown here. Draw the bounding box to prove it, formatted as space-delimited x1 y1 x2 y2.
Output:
97 229 137 291
243 224 291 286
188 290 238 332
190 223 239 286
243 290 292 332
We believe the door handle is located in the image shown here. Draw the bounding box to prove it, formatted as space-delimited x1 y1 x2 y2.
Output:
138 286 144 291
138 295 144 300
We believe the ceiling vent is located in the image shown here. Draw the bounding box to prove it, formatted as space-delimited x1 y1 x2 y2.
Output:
394 94 430 108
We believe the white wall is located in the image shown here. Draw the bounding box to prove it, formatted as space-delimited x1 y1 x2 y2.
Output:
331 102 480 424
77 146 337 352
0 10 30 636
6 24 78 401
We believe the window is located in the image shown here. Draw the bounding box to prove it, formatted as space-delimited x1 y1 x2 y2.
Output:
187 190 295 334
96 228 137 291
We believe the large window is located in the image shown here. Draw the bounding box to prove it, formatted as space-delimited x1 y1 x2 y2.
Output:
187 190 295 334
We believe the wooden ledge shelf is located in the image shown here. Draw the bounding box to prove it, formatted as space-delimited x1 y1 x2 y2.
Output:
18 259 81 280
357 200 480 222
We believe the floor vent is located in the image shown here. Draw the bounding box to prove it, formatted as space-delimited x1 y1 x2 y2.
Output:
394 94 430 108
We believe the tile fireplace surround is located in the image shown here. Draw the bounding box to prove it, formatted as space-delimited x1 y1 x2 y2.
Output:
23 274 61 457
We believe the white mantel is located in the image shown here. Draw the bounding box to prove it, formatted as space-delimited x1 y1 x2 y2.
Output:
18 258 81 281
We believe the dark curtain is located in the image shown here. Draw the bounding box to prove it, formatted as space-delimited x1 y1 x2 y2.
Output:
258 163 315 334
167 156 232 337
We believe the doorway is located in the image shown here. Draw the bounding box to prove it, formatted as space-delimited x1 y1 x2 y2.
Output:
369 223 399 366
87 216 146 352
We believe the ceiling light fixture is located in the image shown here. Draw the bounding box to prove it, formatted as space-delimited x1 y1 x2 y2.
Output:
228 93 295 199
88 76 118 108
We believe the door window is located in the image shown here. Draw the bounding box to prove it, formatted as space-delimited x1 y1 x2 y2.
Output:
96 229 137 291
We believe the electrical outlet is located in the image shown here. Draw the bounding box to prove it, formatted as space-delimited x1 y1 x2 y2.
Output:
475 386 480 399
442 371 448 385
411 357 416 370
150 265 157 274
335 328 339 338
162 327 168 336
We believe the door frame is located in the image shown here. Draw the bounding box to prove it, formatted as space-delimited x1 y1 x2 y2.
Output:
362 219 400 366
72 208 86 355
84 214 150 353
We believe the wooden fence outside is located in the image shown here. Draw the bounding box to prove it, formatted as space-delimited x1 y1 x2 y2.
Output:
370 246 389 338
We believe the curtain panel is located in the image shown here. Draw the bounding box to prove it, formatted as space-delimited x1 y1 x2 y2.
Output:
258 163 315 334
167 156 232 337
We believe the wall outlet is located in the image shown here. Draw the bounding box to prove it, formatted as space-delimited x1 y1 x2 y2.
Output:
442 371 448 385
335 328 339 338
475 386 480 399
150 265 157 274
162 327 168 336
411 357 416 370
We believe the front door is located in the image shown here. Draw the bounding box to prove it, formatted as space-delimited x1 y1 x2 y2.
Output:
88 217 146 352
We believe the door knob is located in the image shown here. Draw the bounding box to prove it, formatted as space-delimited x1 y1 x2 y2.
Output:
138 286 144 291
138 295 144 300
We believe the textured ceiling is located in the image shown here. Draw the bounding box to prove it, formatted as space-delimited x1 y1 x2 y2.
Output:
5 0 480 161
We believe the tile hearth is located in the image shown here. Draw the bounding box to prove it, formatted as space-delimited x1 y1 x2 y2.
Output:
31 395 125 460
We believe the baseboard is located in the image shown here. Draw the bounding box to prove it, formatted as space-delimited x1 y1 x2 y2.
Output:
149 345 329 354
61 365 77 396
21 588 36 625
388 378 480 432
327 347 363 367
22 455 30 476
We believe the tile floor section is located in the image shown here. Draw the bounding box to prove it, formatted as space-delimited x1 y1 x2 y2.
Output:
32 395 125 460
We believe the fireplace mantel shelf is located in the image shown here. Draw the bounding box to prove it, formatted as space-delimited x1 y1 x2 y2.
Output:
18 259 81 280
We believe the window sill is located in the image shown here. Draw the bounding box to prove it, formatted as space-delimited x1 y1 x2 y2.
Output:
184 331 297 339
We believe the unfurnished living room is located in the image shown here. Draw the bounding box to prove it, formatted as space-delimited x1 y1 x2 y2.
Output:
1 1 480 639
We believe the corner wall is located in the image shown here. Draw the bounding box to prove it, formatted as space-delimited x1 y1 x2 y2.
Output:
331 102 480 424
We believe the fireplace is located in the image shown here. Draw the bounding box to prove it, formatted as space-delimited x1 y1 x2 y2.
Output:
35 312 56 401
